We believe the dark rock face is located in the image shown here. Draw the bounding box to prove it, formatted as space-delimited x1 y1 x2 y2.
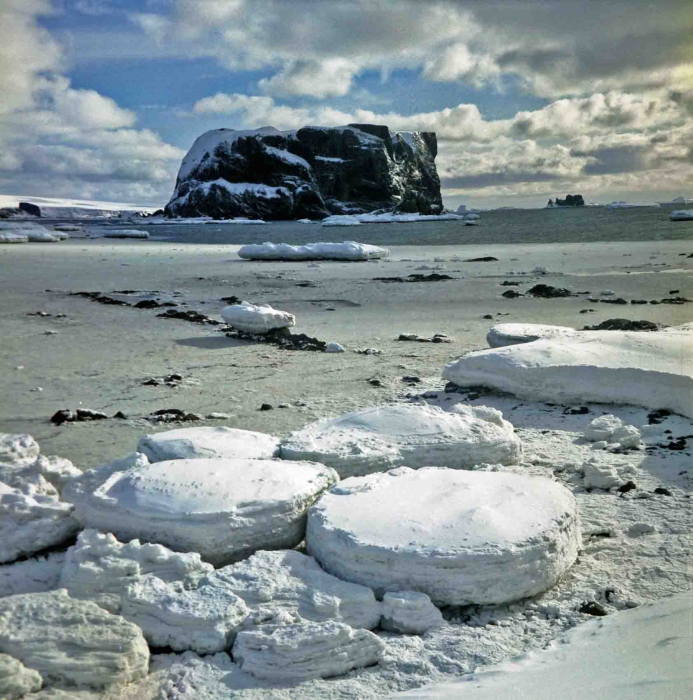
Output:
165 125 442 220
555 194 585 207
19 202 41 217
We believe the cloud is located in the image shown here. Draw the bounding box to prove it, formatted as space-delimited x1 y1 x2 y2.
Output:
259 59 360 99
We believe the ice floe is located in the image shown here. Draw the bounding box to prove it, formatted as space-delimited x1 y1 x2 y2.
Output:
237 240 390 261
137 426 280 462
76 458 338 565
102 229 150 239
121 574 249 653
321 213 473 226
202 549 381 630
486 323 577 348
232 620 385 681
0 232 28 243
444 326 693 419
221 301 296 333
0 589 149 690
669 209 693 221
281 403 521 478
0 653 42 699
381 591 444 635
307 467 580 605
0 551 66 597
60 529 212 613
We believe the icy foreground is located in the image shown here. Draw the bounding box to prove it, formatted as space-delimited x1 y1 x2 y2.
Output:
237 240 390 261
444 326 693 419
0 589 149 689
137 426 280 462
390 595 692 700
221 301 296 333
76 458 338 565
281 403 521 478
307 467 580 605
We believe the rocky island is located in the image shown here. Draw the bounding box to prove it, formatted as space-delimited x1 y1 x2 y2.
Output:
164 124 443 220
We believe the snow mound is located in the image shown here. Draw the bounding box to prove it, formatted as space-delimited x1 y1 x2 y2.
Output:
389 595 692 700
583 415 642 449
443 326 693 419
281 403 521 478
237 240 390 261
0 481 79 563
487 323 577 348
381 591 444 635
60 529 213 613
202 549 381 630
121 574 249 653
0 455 81 498
307 467 580 605
668 209 693 221
0 551 66 597
102 229 149 239
0 653 42 699
0 589 149 690
138 426 280 462
232 620 385 681
76 458 338 566
220 301 295 334
0 433 40 464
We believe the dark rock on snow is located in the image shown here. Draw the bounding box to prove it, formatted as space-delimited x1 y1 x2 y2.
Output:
583 319 662 332
527 284 574 298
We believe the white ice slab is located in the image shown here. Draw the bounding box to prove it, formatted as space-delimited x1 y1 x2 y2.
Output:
381 591 444 635
281 403 521 478
0 232 28 243
0 589 149 690
233 620 385 681
307 467 580 605
220 301 295 334
203 549 381 629
237 241 390 261
60 529 213 613
102 229 149 239
444 327 693 419
487 324 577 348
76 458 338 566
138 426 280 462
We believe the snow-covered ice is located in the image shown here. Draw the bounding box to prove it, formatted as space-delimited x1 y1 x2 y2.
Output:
202 549 381 630
0 232 28 243
0 653 42 699
281 403 521 478
381 591 444 635
137 426 280 462
443 326 693 419
237 240 390 261
102 229 150 239
307 467 580 605
76 458 338 565
60 530 212 614
220 301 296 334
0 551 65 597
121 574 249 653
0 433 40 464
0 589 149 690
486 323 577 348
233 620 385 681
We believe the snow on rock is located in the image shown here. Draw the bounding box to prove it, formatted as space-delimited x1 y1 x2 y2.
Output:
389 595 692 700
307 467 580 606
76 458 338 566
121 574 249 653
0 482 79 563
202 549 381 630
381 591 444 635
0 589 149 690
102 229 149 239
232 620 385 681
137 426 280 462
0 433 40 464
281 403 521 478
220 301 295 334
237 240 390 261
59 529 213 614
0 552 66 597
0 653 42 699
669 209 693 221
443 327 693 420
486 324 577 348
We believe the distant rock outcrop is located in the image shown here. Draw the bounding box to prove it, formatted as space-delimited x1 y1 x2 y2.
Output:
550 194 585 207
165 125 443 220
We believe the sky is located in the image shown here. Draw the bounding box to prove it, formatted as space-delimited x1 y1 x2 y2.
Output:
0 0 691 210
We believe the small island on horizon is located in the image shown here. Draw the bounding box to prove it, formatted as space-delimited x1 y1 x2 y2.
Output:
546 194 585 208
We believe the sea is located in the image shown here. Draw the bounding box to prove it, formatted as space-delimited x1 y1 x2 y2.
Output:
120 207 693 247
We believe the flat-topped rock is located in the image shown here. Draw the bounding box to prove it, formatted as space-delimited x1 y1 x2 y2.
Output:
307 467 580 605
0 653 43 699
238 241 390 261
281 403 521 478
0 590 149 689
60 530 213 613
444 326 693 419
202 549 381 630
76 458 338 566
121 574 249 653
221 301 295 334
232 620 385 681
381 591 444 635
0 482 80 563
138 426 280 462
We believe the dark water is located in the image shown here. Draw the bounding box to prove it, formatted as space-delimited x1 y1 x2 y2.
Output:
121 207 693 246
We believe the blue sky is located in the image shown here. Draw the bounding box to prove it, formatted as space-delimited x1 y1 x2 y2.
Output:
1 0 691 209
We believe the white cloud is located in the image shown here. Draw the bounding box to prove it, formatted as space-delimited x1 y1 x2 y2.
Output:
259 59 359 99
